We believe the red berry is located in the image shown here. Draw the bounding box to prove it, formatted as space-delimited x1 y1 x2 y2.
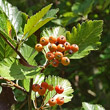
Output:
46 52 55 60
57 35 66 44
38 87 46 96
40 37 49 46
48 43 57 52
48 98 57 106
64 42 70 50
55 85 64 94
32 84 40 92
52 59 59 67
61 57 70 66
70 44 79 53
56 97 64 105
57 44 65 52
55 52 63 60
41 82 48 89
49 36 57 43
35 44 43 52
48 85 54 91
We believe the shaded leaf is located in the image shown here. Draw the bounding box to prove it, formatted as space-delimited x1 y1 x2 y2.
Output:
67 20 103 59
44 75 74 104
0 57 41 80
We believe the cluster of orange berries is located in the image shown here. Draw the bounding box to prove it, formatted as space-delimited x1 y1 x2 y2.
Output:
32 82 64 106
35 35 79 67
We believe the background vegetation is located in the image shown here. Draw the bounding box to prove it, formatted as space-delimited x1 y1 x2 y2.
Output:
1 0 110 109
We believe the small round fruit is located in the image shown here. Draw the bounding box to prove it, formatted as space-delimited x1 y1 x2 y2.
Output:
46 52 55 60
48 43 57 52
57 44 65 52
35 44 43 52
41 82 48 89
55 85 64 94
48 98 57 106
55 52 63 60
32 84 40 92
61 57 70 66
38 87 46 96
56 97 64 105
52 59 59 67
49 36 57 43
70 44 79 53
64 42 70 50
57 35 66 44
48 85 54 91
40 37 49 46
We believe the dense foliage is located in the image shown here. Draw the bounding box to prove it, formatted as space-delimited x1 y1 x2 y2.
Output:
0 0 110 110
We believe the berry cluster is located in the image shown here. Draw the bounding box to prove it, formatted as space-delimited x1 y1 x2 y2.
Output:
32 82 64 107
35 35 79 67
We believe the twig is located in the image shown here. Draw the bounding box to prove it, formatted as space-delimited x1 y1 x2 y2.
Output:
33 92 37 109
41 90 49 106
41 61 50 73
28 78 33 110
0 77 28 94
0 33 36 68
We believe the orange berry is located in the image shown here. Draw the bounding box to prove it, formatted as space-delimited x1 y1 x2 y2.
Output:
52 59 59 67
61 57 70 66
57 44 65 52
56 97 64 105
41 82 48 89
40 37 49 46
35 44 43 52
57 35 66 44
55 52 63 60
48 43 57 52
64 42 70 50
38 87 46 96
32 84 40 92
48 98 57 106
49 36 57 43
46 52 55 60
48 85 54 91
70 44 79 53
55 85 64 94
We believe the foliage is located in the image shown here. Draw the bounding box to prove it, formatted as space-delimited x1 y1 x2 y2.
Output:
0 0 109 110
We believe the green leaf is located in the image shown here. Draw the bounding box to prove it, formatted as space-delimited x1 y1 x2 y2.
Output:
44 75 73 104
24 4 53 38
20 44 38 66
0 57 41 80
41 26 66 38
0 0 22 33
43 8 59 19
72 0 94 15
82 102 105 110
67 20 103 59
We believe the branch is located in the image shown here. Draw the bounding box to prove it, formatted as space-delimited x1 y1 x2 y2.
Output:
0 77 28 94
0 33 36 68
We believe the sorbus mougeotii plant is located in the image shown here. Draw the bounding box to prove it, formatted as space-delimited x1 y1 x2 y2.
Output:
0 1 103 110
